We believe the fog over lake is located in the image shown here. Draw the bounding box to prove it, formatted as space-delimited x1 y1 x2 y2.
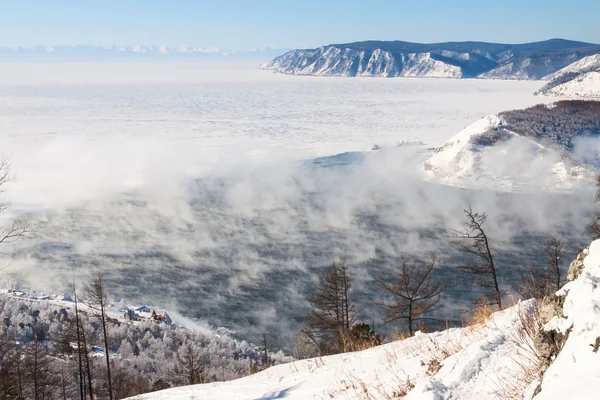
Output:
0 63 590 348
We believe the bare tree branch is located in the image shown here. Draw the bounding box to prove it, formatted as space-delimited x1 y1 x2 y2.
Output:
452 206 503 309
376 256 447 336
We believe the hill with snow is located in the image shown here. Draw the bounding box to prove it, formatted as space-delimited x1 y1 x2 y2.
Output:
422 102 600 191
263 39 600 79
536 54 600 98
126 241 600 400
540 70 600 98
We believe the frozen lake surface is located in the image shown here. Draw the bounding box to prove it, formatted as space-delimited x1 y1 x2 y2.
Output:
0 63 546 208
1 63 586 349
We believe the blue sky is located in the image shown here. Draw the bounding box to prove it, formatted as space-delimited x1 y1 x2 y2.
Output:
0 0 598 50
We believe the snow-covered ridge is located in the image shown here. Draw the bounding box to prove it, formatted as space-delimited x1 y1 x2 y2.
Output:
422 115 595 192
539 70 600 99
536 54 600 98
264 47 463 78
543 54 600 81
263 39 600 79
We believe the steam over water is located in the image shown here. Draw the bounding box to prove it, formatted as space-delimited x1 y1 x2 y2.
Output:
0 63 591 348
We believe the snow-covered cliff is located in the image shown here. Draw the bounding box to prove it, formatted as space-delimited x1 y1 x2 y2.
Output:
263 39 600 80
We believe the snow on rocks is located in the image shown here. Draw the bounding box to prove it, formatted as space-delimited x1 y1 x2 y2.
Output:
533 240 600 399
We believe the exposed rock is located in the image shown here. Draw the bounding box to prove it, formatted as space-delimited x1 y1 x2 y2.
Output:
535 292 569 376
532 247 589 395
567 249 587 281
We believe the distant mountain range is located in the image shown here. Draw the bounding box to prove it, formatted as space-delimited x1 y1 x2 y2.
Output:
0 45 292 61
263 39 600 80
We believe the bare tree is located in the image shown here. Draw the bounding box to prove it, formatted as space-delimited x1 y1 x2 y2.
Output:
452 206 503 310
0 158 30 246
515 236 565 299
175 341 205 385
376 256 447 336
84 275 113 400
587 175 600 239
546 237 564 291
305 260 355 354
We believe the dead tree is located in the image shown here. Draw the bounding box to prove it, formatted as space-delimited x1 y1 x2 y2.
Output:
84 275 112 400
453 206 503 310
377 256 447 336
305 260 355 354
588 174 600 239
515 236 565 299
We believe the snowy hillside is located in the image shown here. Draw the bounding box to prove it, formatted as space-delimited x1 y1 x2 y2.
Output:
128 300 541 400
539 70 600 98
422 115 594 191
263 39 600 79
537 54 600 98
264 47 464 78
543 54 600 81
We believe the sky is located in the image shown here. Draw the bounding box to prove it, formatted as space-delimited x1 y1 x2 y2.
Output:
0 0 599 50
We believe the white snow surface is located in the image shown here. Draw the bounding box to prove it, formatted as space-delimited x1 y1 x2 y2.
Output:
0 64 545 211
542 70 600 98
422 115 593 191
533 240 600 399
129 301 539 400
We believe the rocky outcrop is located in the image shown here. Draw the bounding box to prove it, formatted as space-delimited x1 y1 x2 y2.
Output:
533 247 588 394
535 292 569 376
567 249 588 281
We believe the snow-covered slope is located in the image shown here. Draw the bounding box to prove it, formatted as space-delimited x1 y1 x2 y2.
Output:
543 54 600 81
537 54 600 98
422 115 593 191
533 240 600 399
539 69 600 98
264 47 464 78
128 301 539 400
263 40 600 79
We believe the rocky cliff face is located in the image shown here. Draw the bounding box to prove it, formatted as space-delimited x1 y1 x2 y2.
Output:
263 39 600 80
